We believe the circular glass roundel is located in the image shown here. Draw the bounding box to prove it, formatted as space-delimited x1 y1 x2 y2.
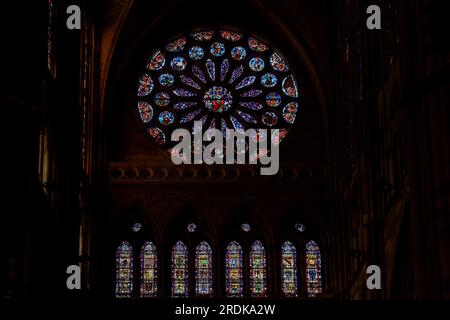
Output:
136 29 300 150
187 223 197 233
131 222 142 232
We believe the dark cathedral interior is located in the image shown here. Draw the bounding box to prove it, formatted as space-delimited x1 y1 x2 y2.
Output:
2 0 450 313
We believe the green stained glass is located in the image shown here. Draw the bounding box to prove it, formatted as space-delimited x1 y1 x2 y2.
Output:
250 240 267 297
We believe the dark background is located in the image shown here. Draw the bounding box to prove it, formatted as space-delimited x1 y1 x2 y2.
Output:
1 0 449 306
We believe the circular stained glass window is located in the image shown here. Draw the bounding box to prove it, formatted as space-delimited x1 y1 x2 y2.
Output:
131 222 142 232
187 223 197 233
295 223 305 232
241 223 251 232
136 29 299 152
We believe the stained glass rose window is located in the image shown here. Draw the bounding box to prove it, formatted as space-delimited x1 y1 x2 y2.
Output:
136 29 299 153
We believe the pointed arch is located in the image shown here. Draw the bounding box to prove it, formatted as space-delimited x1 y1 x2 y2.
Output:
281 241 298 297
115 241 133 297
140 241 157 297
195 241 213 296
250 240 267 297
225 241 243 297
305 240 322 297
171 241 189 297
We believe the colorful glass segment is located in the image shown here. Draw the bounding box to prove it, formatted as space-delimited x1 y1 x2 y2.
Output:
195 241 213 296
115 241 133 298
140 241 158 297
172 241 189 297
281 241 298 297
250 241 267 297
225 241 243 297
306 240 322 297
135 29 300 150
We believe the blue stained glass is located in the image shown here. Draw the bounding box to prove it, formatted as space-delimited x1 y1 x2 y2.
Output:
171 241 188 297
140 241 158 297
195 242 213 296
235 76 256 90
180 75 201 89
192 65 207 83
206 59 215 81
174 102 197 110
159 73 174 86
189 46 204 60
173 88 196 97
240 89 262 97
220 59 230 81
180 109 202 123
305 241 322 297
281 241 298 297
231 46 247 61
221 119 229 139
225 241 243 297
158 111 175 125
236 110 257 124
266 92 282 107
171 57 187 71
137 29 300 156
250 240 267 297
228 65 244 84
261 73 278 87
249 57 265 72
230 116 244 131
210 42 225 57
239 102 263 110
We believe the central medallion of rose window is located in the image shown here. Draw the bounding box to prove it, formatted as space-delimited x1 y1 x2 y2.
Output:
203 86 233 113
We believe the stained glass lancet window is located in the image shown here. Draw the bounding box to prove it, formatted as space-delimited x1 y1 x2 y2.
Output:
305 240 322 297
281 241 298 297
195 241 213 296
135 30 299 158
47 0 53 70
250 240 267 297
225 241 243 297
115 241 133 298
140 241 157 297
171 241 189 297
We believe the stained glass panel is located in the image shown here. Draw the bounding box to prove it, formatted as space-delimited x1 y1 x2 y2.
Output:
135 29 300 154
225 241 243 297
115 241 133 298
171 241 189 297
140 241 157 297
195 241 213 296
250 240 267 297
306 240 322 297
281 241 298 297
